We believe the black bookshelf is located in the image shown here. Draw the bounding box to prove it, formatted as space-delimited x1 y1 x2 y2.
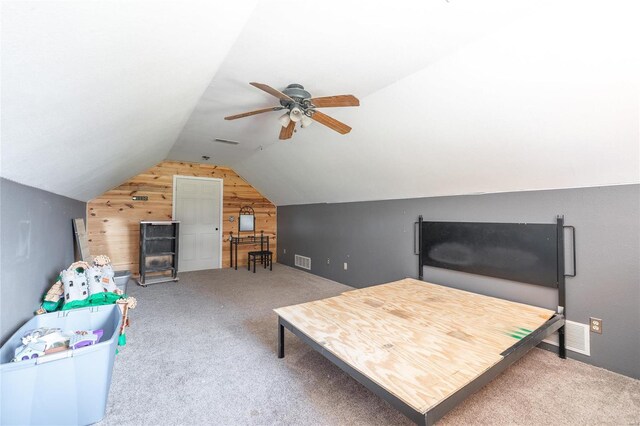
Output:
138 221 180 286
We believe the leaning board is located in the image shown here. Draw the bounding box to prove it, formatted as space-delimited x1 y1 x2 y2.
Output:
274 278 554 414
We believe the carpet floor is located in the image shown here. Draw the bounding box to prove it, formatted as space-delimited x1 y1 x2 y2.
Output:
101 265 640 425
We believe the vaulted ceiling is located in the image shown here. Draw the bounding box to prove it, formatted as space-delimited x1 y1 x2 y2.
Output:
2 0 638 204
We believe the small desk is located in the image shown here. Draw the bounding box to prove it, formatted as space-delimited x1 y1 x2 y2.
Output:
229 231 270 270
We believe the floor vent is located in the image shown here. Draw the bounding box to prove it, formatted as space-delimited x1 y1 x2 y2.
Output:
294 254 311 270
543 320 590 356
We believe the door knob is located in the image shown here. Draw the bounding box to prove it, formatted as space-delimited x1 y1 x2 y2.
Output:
215 228 219 231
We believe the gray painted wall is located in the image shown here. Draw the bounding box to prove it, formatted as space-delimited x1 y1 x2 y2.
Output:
0 178 86 344
277 185 640 379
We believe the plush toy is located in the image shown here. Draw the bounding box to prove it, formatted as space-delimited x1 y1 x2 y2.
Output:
86 266 104 295
61 269 89 303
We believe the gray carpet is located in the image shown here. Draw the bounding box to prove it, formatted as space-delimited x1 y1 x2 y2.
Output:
101 265 640 425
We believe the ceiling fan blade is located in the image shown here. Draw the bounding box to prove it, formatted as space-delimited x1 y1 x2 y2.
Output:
224 106 283 120
310 95 360 108
250 82 294 102
310 110 352 134
279 120 296 140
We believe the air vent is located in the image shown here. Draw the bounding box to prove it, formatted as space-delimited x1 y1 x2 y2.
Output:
543 320 590 356
294 254 311 270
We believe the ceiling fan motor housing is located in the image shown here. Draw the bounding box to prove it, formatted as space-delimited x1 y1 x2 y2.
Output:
280 84 312 108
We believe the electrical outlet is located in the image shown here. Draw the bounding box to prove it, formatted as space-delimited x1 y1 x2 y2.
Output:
343 262 348 271
283 248 286 254
590 317 602 334
327 258 330 265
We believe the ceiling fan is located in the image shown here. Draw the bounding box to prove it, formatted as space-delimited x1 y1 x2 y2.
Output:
224 82 359 140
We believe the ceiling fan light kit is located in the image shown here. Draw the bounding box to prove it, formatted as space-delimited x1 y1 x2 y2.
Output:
224 82 360 140
278 113 291 127
300 115 313 128
289 106 303 122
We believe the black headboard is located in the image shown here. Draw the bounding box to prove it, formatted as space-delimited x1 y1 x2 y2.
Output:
416 216 575 310
421 221 559 287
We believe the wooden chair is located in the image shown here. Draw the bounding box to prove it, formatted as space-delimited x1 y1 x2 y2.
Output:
247 251 273 273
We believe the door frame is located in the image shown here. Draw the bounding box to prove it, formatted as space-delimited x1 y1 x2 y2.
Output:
172 175 224 269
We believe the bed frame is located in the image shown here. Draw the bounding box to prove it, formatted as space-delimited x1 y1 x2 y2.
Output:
276 215 576 425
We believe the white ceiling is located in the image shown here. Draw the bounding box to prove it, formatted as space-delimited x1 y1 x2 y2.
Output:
1 0 257 201
2 0 639 204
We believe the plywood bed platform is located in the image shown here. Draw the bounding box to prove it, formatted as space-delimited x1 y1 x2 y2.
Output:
275 278 564 425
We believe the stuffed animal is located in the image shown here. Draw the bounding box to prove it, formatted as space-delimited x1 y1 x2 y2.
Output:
86 266 104 295
60 269 89 303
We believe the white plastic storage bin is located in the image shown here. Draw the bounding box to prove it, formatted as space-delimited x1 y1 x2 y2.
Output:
0 305 122 425
113 270 131 294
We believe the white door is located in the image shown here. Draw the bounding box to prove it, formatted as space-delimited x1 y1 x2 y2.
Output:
174 177 222 272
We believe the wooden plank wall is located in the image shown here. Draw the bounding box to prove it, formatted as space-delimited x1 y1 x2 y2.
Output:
86 161 276 273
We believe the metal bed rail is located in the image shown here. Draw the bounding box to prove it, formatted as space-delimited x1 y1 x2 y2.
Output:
423 314 565 426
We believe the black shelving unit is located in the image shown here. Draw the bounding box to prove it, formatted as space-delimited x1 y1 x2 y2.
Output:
137 221 180 287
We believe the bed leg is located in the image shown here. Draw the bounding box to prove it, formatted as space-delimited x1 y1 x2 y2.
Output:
558 325 567 359
278 321 285 358
422 413 431 426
